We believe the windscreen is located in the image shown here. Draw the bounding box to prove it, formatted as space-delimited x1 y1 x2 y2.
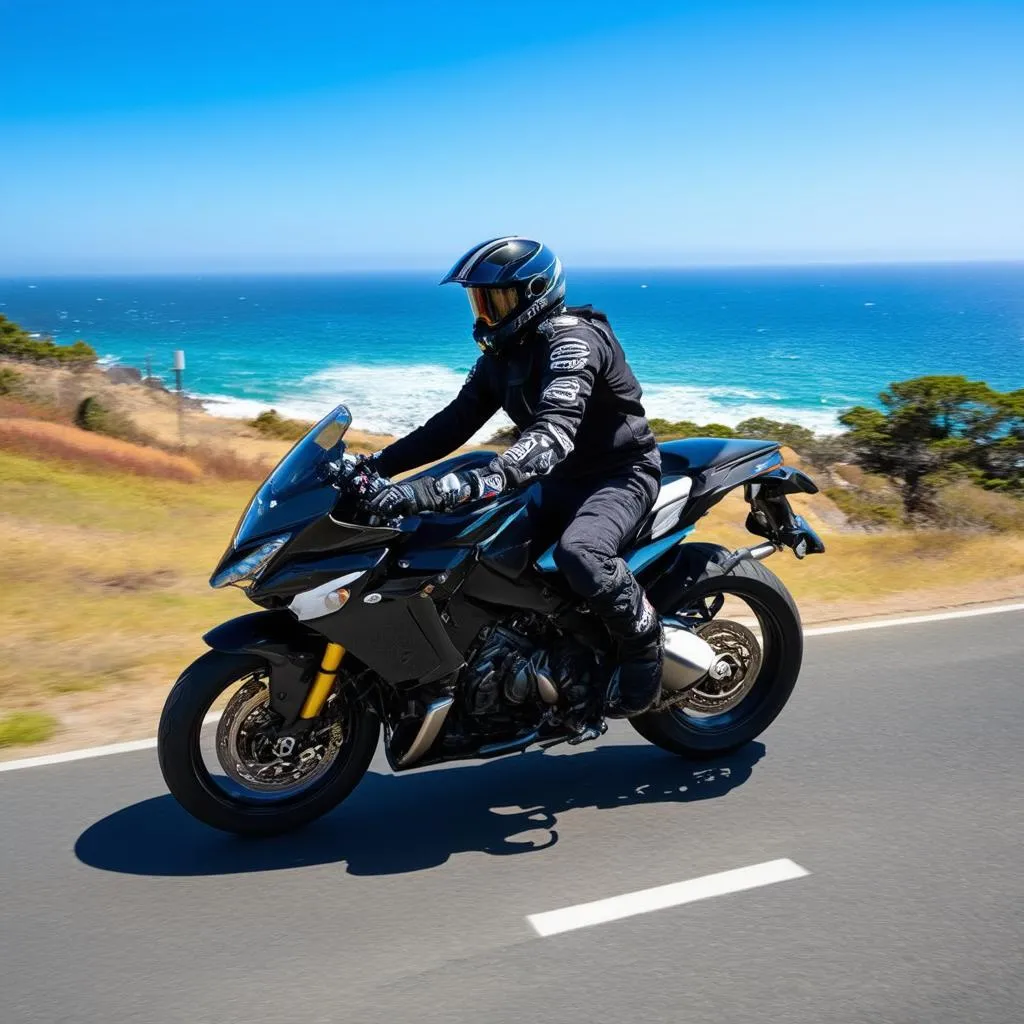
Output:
233 404 352 547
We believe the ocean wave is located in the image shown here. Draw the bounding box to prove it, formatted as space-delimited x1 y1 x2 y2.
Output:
199 363 514 441
199 362 840 438
642 383 842 434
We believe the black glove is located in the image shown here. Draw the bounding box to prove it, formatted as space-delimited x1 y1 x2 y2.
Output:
368 465 506 519
368 475 444 518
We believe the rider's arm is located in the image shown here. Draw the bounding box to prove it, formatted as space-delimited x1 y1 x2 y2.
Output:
372 358 500 478
490 323 605 489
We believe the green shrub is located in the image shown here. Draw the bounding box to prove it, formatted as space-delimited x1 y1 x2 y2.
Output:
825 486 904 528
734 417 815 449
649 418 737 440
0 366 23 395
0 710 58 748
932 481 1024 532
487 425 520 445
74 396 140 442
0 314 96 363
249 408 311 441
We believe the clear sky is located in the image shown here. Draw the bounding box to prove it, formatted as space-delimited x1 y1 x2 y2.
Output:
1 1 1022 274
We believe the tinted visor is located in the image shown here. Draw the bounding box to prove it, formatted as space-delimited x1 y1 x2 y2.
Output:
466 286 519 327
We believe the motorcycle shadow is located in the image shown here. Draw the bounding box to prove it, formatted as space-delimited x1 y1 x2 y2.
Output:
75 740 765 878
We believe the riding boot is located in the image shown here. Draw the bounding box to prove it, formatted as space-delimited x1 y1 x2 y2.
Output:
587 562 664 718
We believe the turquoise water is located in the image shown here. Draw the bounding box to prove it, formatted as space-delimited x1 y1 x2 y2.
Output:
1 264 1021 437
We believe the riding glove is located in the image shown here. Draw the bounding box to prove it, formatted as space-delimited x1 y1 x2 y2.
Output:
369 467 505 518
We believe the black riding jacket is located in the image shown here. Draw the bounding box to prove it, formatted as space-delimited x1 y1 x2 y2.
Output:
375 306 659 486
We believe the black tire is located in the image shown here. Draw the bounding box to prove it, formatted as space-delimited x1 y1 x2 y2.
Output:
631 543 802 758
158 650 379 836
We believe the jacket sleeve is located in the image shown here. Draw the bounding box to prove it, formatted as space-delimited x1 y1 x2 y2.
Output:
492 322 605 488
373 357 500 477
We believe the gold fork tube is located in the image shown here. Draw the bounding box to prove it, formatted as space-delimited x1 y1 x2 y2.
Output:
299 642 345 719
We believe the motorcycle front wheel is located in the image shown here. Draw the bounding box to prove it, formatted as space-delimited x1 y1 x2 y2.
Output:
632 544 803 758
158 651 379 836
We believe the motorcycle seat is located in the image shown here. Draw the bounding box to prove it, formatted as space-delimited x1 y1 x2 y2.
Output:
657 437 780 480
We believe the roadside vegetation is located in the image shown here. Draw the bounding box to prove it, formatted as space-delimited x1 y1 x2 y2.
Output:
0 313 97 364
0 312 1021 753
249 407 311 441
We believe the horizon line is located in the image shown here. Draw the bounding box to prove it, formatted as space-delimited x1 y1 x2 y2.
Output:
2 256 1022 281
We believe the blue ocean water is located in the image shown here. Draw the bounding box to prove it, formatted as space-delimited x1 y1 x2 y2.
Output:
1 264 1021 438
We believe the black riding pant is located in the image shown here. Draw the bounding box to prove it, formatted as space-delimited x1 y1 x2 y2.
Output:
539 454 661 635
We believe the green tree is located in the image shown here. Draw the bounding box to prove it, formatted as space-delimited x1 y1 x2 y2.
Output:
840 375 1022 520
0 313 96 364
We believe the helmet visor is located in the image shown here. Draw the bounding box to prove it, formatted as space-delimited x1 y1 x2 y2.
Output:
466 286 519 327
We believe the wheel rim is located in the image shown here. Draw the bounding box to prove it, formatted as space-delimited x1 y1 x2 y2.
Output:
197 668 353 805
662 587 781 732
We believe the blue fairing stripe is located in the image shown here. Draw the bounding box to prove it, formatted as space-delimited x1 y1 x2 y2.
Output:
535 526 694 575
626 527 695 573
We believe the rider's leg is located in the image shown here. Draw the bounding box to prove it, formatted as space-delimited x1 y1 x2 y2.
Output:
552 458 663 717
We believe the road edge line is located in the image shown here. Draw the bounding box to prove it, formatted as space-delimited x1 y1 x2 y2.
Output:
803 602 1024 637
0 711 222 774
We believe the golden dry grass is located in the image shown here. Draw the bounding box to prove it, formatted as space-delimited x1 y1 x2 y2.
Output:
0 418 203 482
1 440 1022 753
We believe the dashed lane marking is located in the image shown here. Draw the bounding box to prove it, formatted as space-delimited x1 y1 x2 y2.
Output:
527 858 810 936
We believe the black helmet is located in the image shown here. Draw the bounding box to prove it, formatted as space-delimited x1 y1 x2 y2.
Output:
441 237 566 354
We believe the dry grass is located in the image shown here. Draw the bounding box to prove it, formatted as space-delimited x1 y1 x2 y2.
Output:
0 418 203 482
0 439 1022 754
0 711 58 748
933 481 1024 532
188 445 270 481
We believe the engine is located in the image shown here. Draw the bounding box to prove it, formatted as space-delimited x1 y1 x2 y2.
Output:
461 619 598 731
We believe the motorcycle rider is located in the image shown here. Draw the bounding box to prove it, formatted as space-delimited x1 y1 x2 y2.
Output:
367 237 663 720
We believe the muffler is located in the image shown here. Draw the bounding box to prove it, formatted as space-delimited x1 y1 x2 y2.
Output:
661 626 720 692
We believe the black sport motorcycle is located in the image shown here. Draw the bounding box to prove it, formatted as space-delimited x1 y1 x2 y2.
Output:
158 404 824 835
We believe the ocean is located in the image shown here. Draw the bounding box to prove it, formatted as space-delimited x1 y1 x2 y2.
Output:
1 264 1021 439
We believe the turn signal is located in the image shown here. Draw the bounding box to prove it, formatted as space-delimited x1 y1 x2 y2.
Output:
324 587 351 612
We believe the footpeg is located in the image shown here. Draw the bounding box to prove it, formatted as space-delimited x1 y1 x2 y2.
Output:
567 720 607 746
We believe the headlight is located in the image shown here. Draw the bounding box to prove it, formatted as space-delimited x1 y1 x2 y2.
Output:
210 535 290 590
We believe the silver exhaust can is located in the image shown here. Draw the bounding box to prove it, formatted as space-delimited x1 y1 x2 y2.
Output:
661 626 717 692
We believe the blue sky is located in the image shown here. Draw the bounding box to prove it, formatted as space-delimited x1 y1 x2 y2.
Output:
1 1 1022 274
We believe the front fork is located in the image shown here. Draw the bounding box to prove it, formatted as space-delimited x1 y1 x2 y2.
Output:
298 642 346 720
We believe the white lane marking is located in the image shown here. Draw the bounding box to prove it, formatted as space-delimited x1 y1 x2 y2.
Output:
2 602 1023 774
527 858 809 937
0 711 221 774
803 602 1024 636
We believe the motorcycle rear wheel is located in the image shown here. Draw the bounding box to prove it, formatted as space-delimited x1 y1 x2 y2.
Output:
158 651 379 836
632 544 802 758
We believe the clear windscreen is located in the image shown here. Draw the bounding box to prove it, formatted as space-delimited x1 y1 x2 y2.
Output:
233 404 352 547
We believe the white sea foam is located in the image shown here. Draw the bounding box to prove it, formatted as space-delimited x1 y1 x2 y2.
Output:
642 383 842 434
199 362 840 439
200 363 514 442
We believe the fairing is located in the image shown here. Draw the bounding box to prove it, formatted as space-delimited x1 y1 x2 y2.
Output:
234 405 353 548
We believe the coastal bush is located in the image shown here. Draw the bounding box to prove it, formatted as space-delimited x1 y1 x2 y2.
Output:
932 481 1024 532
74 395 140 442
824 486 904 529
249 408 311 441
0 366 23 395
0 314 96 364
487 424 521 445
840 375 1024 520
734 417 815 449
649 418 737 440
0 710 58 748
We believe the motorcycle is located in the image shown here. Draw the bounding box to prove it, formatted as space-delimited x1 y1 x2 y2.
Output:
158 404 824 835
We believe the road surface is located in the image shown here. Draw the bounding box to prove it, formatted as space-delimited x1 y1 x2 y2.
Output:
1 610 1022 1024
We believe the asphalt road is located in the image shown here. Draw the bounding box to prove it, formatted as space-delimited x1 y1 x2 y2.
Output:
2 611 1023 1024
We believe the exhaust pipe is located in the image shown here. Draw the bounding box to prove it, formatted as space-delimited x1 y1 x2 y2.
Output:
397 696 454 767
661 626 720 692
